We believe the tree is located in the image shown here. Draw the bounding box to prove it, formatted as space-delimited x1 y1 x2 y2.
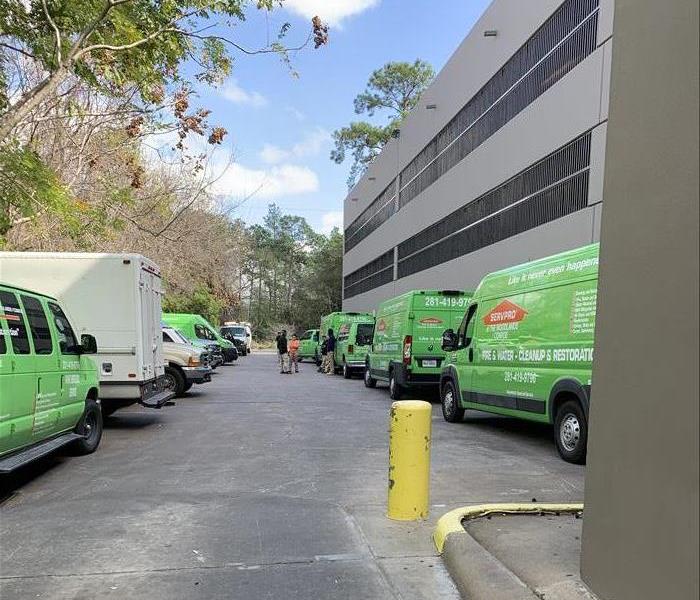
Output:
331 59 434 188
0 0 328 237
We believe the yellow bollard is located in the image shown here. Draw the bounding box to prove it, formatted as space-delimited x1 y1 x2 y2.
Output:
387 400 432 521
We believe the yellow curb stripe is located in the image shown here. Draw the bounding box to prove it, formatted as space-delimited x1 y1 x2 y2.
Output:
433 502 584 553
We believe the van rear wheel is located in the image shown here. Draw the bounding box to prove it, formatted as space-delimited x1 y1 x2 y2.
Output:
364 366 377 388
342 359 352 379
389 372 403 400
71 399 103 455
554 400 588 464
441 380 464 422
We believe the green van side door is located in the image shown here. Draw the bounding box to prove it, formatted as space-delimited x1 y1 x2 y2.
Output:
20 293 64 441
0 290 37 454
453 303 478 404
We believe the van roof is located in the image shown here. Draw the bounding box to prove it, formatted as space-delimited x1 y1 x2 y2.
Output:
0 282 58 301
475 243 600 300
0 251 160 273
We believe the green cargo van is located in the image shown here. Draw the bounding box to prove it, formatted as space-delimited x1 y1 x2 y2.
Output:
320 312 374 373
365 290 472 399
298 329 320 364
336 320 375 379
0 283 102 473
162 313 237 363
439 243 599 463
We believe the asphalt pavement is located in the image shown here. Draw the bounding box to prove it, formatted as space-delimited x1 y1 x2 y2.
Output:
0 353 585 599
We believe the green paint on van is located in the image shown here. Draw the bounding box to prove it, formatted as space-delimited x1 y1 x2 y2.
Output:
298 329 320 363
0 283 101 468
162 313 236 362
320 312 375 372
440 243 599 463
365 290 473 398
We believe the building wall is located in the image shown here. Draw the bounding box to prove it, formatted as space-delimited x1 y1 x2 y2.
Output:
580 0 699 598
342 0 614 311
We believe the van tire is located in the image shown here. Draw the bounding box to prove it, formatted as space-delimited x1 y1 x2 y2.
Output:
389 371 403 400
364 366 377 388
441 380 464 423
554 400 588 464
164 365 186 397
71 399 103 455
183 381 193 393
342 359 352 379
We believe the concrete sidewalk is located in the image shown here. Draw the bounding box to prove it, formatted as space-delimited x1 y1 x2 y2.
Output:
443 512 598 600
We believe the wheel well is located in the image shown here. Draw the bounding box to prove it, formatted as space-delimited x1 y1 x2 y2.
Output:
167 362 184 373
87 387 98 401
550 391 581 424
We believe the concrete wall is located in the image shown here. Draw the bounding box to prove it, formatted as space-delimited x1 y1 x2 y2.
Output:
343 0 614 311
580 0 699 598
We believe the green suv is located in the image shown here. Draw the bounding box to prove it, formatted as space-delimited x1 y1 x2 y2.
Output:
0 283 102 473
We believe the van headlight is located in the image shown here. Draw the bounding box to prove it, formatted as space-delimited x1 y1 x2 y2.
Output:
187 356 200 367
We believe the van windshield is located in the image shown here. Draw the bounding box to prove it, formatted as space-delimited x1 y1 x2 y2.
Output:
223 326 245 336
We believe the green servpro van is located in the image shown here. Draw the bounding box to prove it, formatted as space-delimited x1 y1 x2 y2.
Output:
336 320 376 379
162 313 237 363
0 283 102 473
365 290 472 399
320 312 374 373
298 329 320 364
439 243 599 463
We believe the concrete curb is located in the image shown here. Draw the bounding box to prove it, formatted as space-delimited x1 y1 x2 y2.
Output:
434 503 584 600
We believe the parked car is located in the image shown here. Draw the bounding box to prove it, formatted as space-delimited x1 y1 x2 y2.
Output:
336 320 375 379
162 329 212 397
298 329 320 364
0 283 102 473
0 252 174 417
320 312 374 373
365 290 472 399
221 322 252 355
162 313 237 363
163 326 222 369
439 243 599 463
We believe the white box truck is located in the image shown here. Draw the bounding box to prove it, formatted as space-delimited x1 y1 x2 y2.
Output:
0 252 174 415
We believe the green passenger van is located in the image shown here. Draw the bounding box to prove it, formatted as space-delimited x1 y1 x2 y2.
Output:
298 329 320 364
320 312 374 373
336 320 376 379
365 290 473 399
162 313 237 363
0 283 102 473
439 243 599 463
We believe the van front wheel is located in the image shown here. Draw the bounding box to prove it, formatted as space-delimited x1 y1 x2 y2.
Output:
164 365 186 397
72 399 103 455
554 400 588 464
441 380 464 423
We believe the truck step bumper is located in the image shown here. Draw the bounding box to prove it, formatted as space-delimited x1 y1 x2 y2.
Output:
140 389 175 409
0 432 84 473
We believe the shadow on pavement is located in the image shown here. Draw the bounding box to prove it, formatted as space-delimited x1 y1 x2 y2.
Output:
0 454 64 503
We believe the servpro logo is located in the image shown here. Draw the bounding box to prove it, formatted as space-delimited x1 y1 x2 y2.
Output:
377 319 387 332
338 324 350 335
483 300 528 325
419 317 443 325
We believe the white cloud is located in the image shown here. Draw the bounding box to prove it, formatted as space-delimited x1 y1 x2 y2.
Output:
320 211 343 234
209 162 320 200
221 79 268 108
259 128 330 164
284 0 380 27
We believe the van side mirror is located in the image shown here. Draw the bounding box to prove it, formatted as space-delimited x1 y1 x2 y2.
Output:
441 329 457 352
80 334 98 354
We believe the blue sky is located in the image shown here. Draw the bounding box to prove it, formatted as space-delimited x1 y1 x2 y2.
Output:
182 0 492 233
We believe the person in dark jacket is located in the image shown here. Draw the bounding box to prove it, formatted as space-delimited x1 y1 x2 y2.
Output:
318 335 328 372
276 330 289 373
323 328 336 374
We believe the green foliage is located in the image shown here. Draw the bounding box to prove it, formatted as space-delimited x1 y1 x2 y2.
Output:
0 142 74 238
239 204 343 337
332 59 434 188
162 284 224 325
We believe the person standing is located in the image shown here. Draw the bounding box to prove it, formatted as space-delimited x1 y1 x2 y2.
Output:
276 330 289 374
324 328 336 375
288 334 300 373
318 335 328 373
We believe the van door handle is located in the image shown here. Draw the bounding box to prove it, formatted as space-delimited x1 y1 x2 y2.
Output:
468 348 474 362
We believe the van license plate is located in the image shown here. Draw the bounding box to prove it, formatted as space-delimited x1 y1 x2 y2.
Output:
422 359 437 368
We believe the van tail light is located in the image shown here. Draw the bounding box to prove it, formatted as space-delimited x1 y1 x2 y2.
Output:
403 336 412 365
348 344 354 354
